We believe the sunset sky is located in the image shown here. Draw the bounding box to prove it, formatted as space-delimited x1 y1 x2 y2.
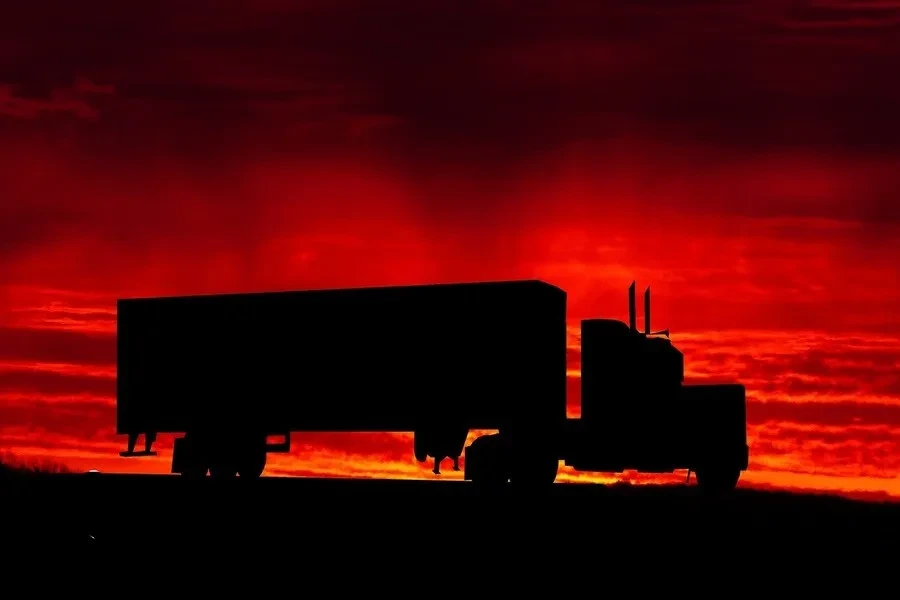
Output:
2 0 899 500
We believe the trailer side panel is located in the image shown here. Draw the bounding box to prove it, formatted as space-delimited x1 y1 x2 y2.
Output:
116 280 567 436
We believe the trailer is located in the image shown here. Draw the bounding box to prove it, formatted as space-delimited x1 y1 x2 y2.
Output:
115 279 748 491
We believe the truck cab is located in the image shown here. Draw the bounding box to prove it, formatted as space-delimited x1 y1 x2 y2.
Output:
562 316 685 471
559 283 749 492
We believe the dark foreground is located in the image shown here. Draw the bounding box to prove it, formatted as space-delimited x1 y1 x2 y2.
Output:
3 473 899 577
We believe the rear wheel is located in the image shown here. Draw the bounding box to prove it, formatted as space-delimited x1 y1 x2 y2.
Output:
237 445 267 478
465 434 509 489
182 464 209 478
510 450 559 489
695 465 741 494
175 433 209 478
177 430 267 478
209 462 238 478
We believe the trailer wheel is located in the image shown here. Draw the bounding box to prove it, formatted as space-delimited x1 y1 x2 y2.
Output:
695 465 741 494
175 435 209 478
182 464 209 478
510 452 559 489
237 447 267 478
208 446 238 479
465 434 509 489
209 463 238 478
471 462 509 490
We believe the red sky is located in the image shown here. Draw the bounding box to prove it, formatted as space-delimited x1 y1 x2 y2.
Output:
2 0 900 500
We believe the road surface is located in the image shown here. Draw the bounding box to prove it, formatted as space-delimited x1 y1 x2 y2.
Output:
3 473 897 568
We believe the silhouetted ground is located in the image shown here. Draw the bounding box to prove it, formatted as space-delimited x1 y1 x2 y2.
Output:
4 470 899 577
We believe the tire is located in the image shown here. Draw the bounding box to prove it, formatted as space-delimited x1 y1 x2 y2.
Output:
695 466 741 494
510 452 559 489
209 464 238 478
237 447 267 478
466 434 509 489
208 448 239 479
181 464 208 478
176 434 208 478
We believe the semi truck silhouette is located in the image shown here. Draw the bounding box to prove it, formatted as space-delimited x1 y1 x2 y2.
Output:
115 280 749 492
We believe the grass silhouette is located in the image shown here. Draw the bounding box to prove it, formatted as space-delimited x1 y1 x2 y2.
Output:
0 450 72 478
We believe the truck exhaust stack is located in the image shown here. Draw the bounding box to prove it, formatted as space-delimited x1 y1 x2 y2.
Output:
644 286 651 335
629 281 637 332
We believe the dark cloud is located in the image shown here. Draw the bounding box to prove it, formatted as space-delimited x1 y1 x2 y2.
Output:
0 77 113 119
748 422 900 477
0 369 114 398
2 1 900 179
781 0 900 30
0 398 114 441
0 327 114 365
5 307 115 332
1 0 899 284
567 330 900 406
749 400 900 428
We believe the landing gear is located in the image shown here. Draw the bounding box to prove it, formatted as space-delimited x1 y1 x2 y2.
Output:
414 426 468 476
120 431 158 457
431 455 461 475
